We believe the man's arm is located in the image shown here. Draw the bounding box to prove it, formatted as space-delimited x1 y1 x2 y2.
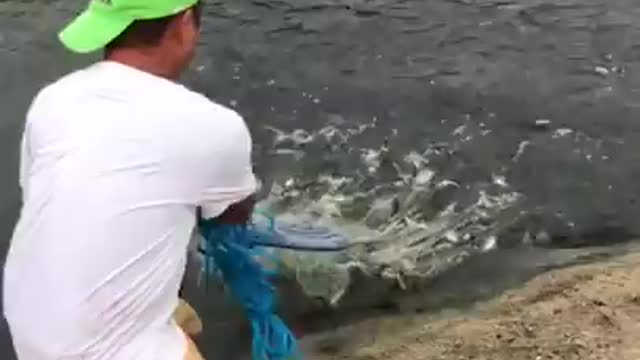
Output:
211 195 255 224
194 106 257 224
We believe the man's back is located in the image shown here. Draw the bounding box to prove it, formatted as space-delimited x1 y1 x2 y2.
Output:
3 61 256 359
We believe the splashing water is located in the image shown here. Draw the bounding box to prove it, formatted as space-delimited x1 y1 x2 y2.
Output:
252 117 524 307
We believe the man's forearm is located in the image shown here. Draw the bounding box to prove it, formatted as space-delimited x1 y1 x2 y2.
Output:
212 195 256 224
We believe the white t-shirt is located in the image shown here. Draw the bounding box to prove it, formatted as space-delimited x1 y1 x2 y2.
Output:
3 61 257 359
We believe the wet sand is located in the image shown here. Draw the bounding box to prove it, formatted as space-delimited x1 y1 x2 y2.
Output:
302 245 640 360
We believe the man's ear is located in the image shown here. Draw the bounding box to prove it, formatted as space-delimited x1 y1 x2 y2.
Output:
176 9 198 44
181 9 197 30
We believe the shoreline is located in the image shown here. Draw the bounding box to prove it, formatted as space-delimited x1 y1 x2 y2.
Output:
301 244 640 359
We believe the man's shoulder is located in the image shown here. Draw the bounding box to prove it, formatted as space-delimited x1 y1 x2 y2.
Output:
28 65 98 109
175 87 249 134
28 63 248 137
177 88 242 122
25 72 77 119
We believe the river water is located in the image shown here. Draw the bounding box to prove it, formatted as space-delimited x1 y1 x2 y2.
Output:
2 0 640 358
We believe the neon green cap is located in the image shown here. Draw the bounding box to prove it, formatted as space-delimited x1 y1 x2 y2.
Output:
59 0 199 54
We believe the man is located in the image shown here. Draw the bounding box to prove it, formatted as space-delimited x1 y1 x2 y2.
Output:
3 0 257 358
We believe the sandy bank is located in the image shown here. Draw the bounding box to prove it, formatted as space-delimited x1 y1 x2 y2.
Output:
302 247 640 360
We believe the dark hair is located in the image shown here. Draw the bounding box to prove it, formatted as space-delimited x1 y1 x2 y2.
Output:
105 2 202 51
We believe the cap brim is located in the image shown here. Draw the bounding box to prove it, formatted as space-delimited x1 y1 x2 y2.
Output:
59 8 132 54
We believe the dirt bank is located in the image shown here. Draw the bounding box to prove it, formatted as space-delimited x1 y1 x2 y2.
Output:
302 249 640 360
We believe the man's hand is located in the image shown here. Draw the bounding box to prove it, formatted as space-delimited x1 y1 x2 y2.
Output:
173 298 203 337
212 195 255 224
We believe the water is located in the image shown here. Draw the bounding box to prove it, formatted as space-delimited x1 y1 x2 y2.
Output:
3 0 640 358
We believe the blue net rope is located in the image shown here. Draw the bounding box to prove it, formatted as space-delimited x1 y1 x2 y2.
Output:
197 216 301 360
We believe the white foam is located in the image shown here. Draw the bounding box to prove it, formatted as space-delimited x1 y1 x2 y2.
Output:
257 117 524 304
